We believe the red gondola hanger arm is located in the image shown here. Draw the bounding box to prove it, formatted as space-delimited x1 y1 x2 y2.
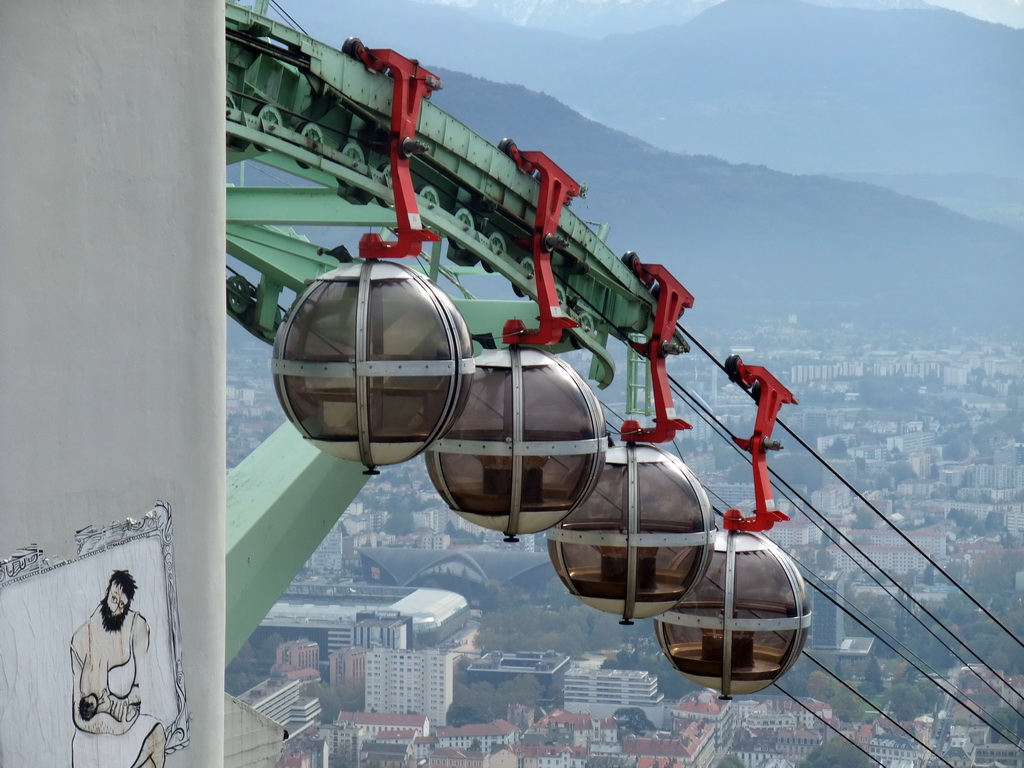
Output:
722 355 798 532
499 140 581 346
620 253 693 445
345 39 442 259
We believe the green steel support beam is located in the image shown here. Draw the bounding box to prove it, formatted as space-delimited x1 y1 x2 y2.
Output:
227 186 398 227
226 222 337 292
225 424 370 664
453 298 540 347
627 334 654 416
255 277 284 336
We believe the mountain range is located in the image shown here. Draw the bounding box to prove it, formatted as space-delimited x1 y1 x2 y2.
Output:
299 0 1022 176
428 70 1023 333
555 0 1024 177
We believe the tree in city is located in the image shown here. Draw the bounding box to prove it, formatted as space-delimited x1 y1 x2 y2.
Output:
225 640 264 696
853 507 877 530
992 705 1024 743
799 737 873 768
806 670 837 703
474 595 619 657
832 687 863 723
447 674 542 727
863 657 884 696
613 707 656 736
498 675 541 710
448 681 499 726
384 507 415 536
883 680 938 721
304 680 365 722
826 437 849 458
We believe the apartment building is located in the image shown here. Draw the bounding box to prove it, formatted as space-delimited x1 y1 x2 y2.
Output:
239 678 322 738
563 667 665 724
366 648 454 726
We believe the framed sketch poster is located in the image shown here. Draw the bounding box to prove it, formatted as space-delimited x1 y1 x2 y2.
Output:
0 502 189 766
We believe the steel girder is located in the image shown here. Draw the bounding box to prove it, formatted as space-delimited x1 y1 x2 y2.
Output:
226 425 370 662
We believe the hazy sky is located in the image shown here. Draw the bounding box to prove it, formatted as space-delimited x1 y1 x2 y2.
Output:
924 0 1023 27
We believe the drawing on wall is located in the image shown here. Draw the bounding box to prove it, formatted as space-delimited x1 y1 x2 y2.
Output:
0 502 188 766
71 569 168 766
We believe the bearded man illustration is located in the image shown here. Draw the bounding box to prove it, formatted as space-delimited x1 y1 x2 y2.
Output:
70 569 166 768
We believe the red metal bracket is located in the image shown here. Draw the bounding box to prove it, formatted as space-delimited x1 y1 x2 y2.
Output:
619 254 693 444
499 140 581 346
345 39 442 259
722 355 798 532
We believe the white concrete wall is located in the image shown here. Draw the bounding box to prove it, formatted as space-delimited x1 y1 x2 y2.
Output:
1 1 225 764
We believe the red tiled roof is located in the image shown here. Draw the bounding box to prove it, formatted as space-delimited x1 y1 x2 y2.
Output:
377 729 418 739
674 699 722 715
432 747 485 759
437 720 518 737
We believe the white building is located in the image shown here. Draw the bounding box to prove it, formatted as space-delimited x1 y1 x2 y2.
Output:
766 517 820 549
240 678 321 738
886 431 936 454
563 667 665 725
366 648 454 726
307 518 345 572
329 712 432 765
434 720 520 751
829 544 928 575
811 484 853 514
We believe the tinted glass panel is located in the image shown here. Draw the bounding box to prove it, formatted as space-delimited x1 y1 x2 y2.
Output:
733 549 797 619
521 366 597 440
559 462 627 530
366 374 452 441
426 281 474 358
431 453 513 514
524 454 599 511
636 460 707 533
444 368 511 441
635 546 703 602
549 540 628 600
369 279 451 360
278 376 359 440
279 281 358 361
675 548 727 618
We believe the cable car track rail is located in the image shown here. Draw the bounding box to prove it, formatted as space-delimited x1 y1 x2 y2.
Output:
225 4 673 390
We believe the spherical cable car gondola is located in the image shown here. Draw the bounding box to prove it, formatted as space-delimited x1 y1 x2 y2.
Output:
654 521 811 697
426 345 606 541
272 260 475 473
272 48 476 473
547 441 716 623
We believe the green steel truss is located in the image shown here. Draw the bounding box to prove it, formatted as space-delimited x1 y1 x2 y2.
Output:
223 2 683 662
